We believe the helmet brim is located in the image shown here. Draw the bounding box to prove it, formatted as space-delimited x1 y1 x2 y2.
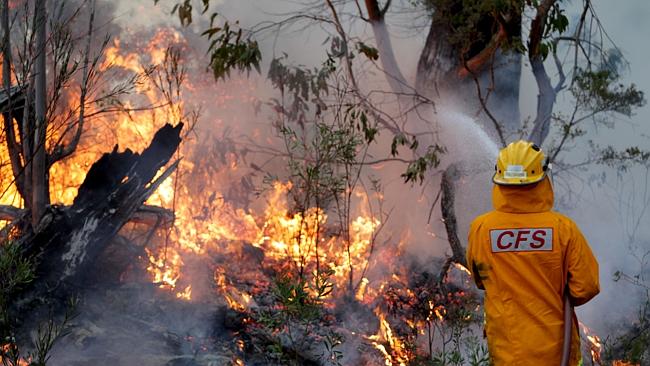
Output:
492 172 547 186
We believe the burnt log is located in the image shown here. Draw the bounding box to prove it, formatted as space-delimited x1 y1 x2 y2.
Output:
18 122 183 303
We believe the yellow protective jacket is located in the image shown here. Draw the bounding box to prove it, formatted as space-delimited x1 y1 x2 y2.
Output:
467 177 600 366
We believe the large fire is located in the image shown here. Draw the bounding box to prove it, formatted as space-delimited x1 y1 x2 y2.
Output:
1 20 629 366
0 0 497 362
0 26 424 363
15 15 627 366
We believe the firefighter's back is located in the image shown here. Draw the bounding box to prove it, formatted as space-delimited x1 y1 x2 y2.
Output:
467 176 598 365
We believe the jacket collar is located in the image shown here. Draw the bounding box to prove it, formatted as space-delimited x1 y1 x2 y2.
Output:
492 176 554 213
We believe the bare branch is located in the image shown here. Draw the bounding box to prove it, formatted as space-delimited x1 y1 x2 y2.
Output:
463 57 507 147
131 205 175 226
457 23 507 80
324 0 401 135
53 0 96 163
440 164 466 268
380 0 392 17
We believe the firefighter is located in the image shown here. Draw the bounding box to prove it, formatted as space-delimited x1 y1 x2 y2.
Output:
466 140 600 365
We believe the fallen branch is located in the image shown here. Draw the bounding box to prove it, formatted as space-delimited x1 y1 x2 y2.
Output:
0 205 24 221
0 204 174 225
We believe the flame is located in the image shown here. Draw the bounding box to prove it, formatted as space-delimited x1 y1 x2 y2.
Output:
454 262 472 276
0 344 30 366
145 246 182 290
367 310 410 366
580 322 603 364
0 19 477 364
176 285 192 300
215 271 253 311
355 277 370 301
1 15 390 307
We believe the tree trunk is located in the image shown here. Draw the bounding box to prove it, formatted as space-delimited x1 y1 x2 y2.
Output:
364 0 409 95
32 0 49 227
526 0 561 146
1 0 26 200
416 18 522 141
528 58 556 145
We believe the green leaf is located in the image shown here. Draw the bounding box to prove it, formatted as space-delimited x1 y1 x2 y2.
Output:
356 42 379 61
391 134 407 156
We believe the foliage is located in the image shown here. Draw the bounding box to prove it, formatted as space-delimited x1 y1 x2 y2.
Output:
155 0 261 81
418 0 569 59
549 60 647 170
266 56 385 293
421 0 519 57
596 145 650 171
0 242 35 346
603 272 650 364
202 19 261 81
0 242 77 366
572 68 645 117
28 301 78 366
250 269 341 365
268 56 334 129
402 144 446 184
272 270 333 321
159 0 211 26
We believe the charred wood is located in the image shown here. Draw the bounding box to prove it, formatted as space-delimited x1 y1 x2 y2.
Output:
0 204 172 225
130 206 175 226
0 204 24 221
15 122 183 311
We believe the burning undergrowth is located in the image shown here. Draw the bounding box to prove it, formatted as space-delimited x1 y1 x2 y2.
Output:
5 22 490 365
1 5 633 366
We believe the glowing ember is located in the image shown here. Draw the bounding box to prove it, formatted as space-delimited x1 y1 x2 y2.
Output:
612 361 640 366
176 285 192 300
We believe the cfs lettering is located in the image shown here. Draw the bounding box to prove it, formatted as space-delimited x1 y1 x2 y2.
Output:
490 228 553 252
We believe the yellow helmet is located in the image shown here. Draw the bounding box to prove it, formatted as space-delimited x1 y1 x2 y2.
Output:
493 140 549 185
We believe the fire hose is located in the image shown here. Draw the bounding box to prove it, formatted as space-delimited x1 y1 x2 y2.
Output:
560 288 572 366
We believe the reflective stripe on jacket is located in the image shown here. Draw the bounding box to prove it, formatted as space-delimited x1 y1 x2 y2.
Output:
466 176 600 366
